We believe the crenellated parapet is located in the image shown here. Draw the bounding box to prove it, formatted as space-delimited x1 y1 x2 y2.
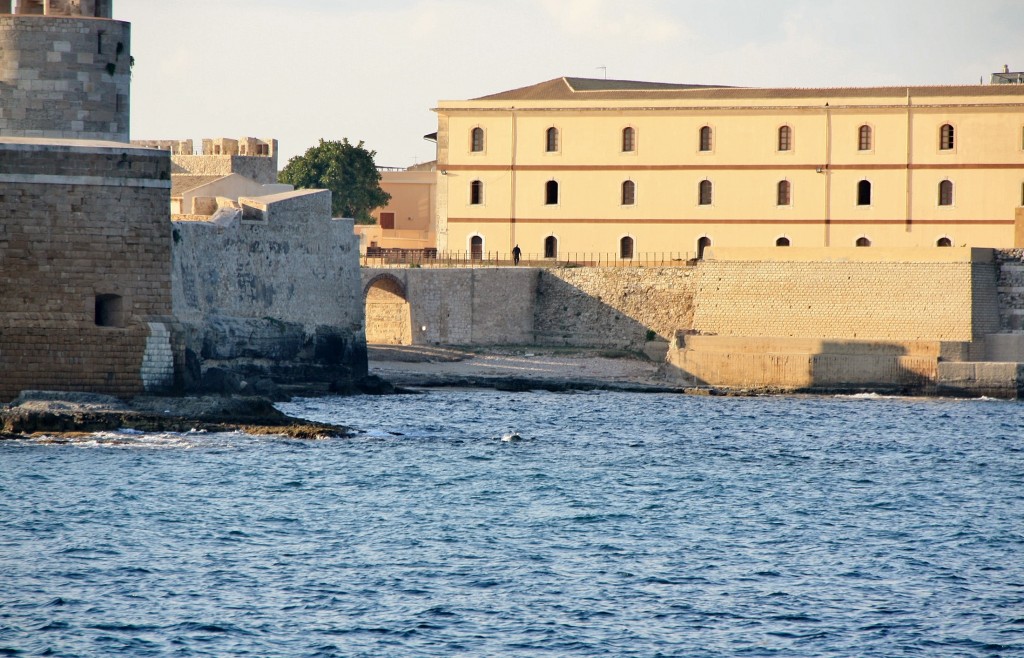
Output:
0 0 113 17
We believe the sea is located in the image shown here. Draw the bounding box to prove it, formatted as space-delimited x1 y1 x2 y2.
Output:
1 390 1023 657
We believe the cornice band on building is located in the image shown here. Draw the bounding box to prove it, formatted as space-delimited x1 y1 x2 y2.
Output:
0 174 171 188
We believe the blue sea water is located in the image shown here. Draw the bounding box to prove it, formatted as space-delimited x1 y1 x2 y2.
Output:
1 390 1023 657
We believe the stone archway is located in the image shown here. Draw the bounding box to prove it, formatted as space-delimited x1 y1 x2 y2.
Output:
364 274 412 345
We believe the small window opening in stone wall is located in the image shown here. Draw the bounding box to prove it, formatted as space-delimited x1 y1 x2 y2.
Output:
937 237 953 247
856 236 872 247
698 179 713 205
940 123 955 150
621 180 635 205
938 179 954 206
95 294 125 327
470 235 483 260
776 236 791 247
545 180 559 205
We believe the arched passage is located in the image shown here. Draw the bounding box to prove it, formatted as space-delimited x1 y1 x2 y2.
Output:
364 274 412 345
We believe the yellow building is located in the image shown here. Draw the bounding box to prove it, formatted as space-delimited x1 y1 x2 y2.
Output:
359 166 438 255
434 77 1024 260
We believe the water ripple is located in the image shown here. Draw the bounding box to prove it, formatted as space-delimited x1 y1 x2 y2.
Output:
1 391 1022 656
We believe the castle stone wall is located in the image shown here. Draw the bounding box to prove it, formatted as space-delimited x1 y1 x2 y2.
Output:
692 249 999 342
173 190 366 391
0 15 130 140
171 154 277 185
0 139 173 400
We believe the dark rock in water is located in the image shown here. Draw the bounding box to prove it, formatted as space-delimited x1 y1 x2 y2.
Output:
330 375 397 396
0 393 351 439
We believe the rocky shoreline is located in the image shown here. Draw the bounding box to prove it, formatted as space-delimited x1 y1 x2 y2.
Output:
0 391 353 440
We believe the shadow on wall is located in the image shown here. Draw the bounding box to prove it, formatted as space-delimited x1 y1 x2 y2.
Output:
663 336 941 394
533 273 656 350
364 273 412 345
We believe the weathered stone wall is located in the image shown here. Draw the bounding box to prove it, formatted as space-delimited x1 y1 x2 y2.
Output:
0 140 173 400
536 268 695 349
361 268 538 346
692 255 998 342
171 155 277 185
0 15 130 140
995 249 1024 332
173 190 366 392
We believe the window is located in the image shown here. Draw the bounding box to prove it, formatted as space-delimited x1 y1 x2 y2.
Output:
471 127 484 152
857 179 872 206
777 180 791 206
776 237 791 247
856 236 871 247
546 127 559 152
697 236 711 260
940 123 954 150
620 236 634 259
94 294 124 327
622 127 635 152
938 180 953 206
621 180 636 205
380 212 395 229
858 125 872 151
470 180 483 205
544 236 558 259
470 235 483 260
937 237 953 247
778 125 792 151
699 126 712 152
545 180 559 205
698 179 713 206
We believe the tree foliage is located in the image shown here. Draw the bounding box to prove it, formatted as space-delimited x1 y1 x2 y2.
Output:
278 138 391 223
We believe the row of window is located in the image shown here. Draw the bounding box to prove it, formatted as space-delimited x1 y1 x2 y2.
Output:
469 123 963 154
468 178 964 207
468 234 957 260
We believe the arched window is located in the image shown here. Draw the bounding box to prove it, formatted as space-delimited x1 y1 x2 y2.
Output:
857 179 872 206
937 237 953 247
470 235 483 260
622 127 635 152
621 180 636 205
775 237 791 247
938 179 953 206
698 179 713 205
470 180 483 205
544 236 558 259
858 125 872 151
620 236 634 259
697 236 712 260
546 127 559 153
856 236 872 247
778 125 792 151
545 180 559 205
940 124 954 150
471 127 485 152
777 180 791 206
699 126 712 152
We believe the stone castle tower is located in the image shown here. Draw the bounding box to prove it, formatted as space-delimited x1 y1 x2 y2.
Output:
0 0 129 140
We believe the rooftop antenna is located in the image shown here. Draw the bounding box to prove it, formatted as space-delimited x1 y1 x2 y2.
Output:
597 66 607 80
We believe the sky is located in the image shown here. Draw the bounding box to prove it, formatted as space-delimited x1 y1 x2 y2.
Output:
119 0 1024 169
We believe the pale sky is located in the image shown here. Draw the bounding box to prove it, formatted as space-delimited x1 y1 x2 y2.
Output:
119 0 1023 169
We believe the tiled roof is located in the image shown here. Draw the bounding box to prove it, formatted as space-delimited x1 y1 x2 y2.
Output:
468 77 1024 102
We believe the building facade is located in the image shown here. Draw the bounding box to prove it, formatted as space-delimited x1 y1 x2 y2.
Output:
434 77 1024 259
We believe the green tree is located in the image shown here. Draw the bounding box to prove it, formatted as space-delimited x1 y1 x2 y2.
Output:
278 138 391 224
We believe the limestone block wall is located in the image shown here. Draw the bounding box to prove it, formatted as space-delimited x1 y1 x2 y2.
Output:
693 249 999 342
361 268 538 346
536 268 695 349
171 155 278 185
0 140 173 400
173 190 366 390
995 249 1024 332
0 16 130 140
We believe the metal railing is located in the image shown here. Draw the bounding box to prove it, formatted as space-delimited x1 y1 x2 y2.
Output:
361 249 697 268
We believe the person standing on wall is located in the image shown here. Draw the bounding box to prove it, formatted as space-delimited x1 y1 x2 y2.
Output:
512 244 522 266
